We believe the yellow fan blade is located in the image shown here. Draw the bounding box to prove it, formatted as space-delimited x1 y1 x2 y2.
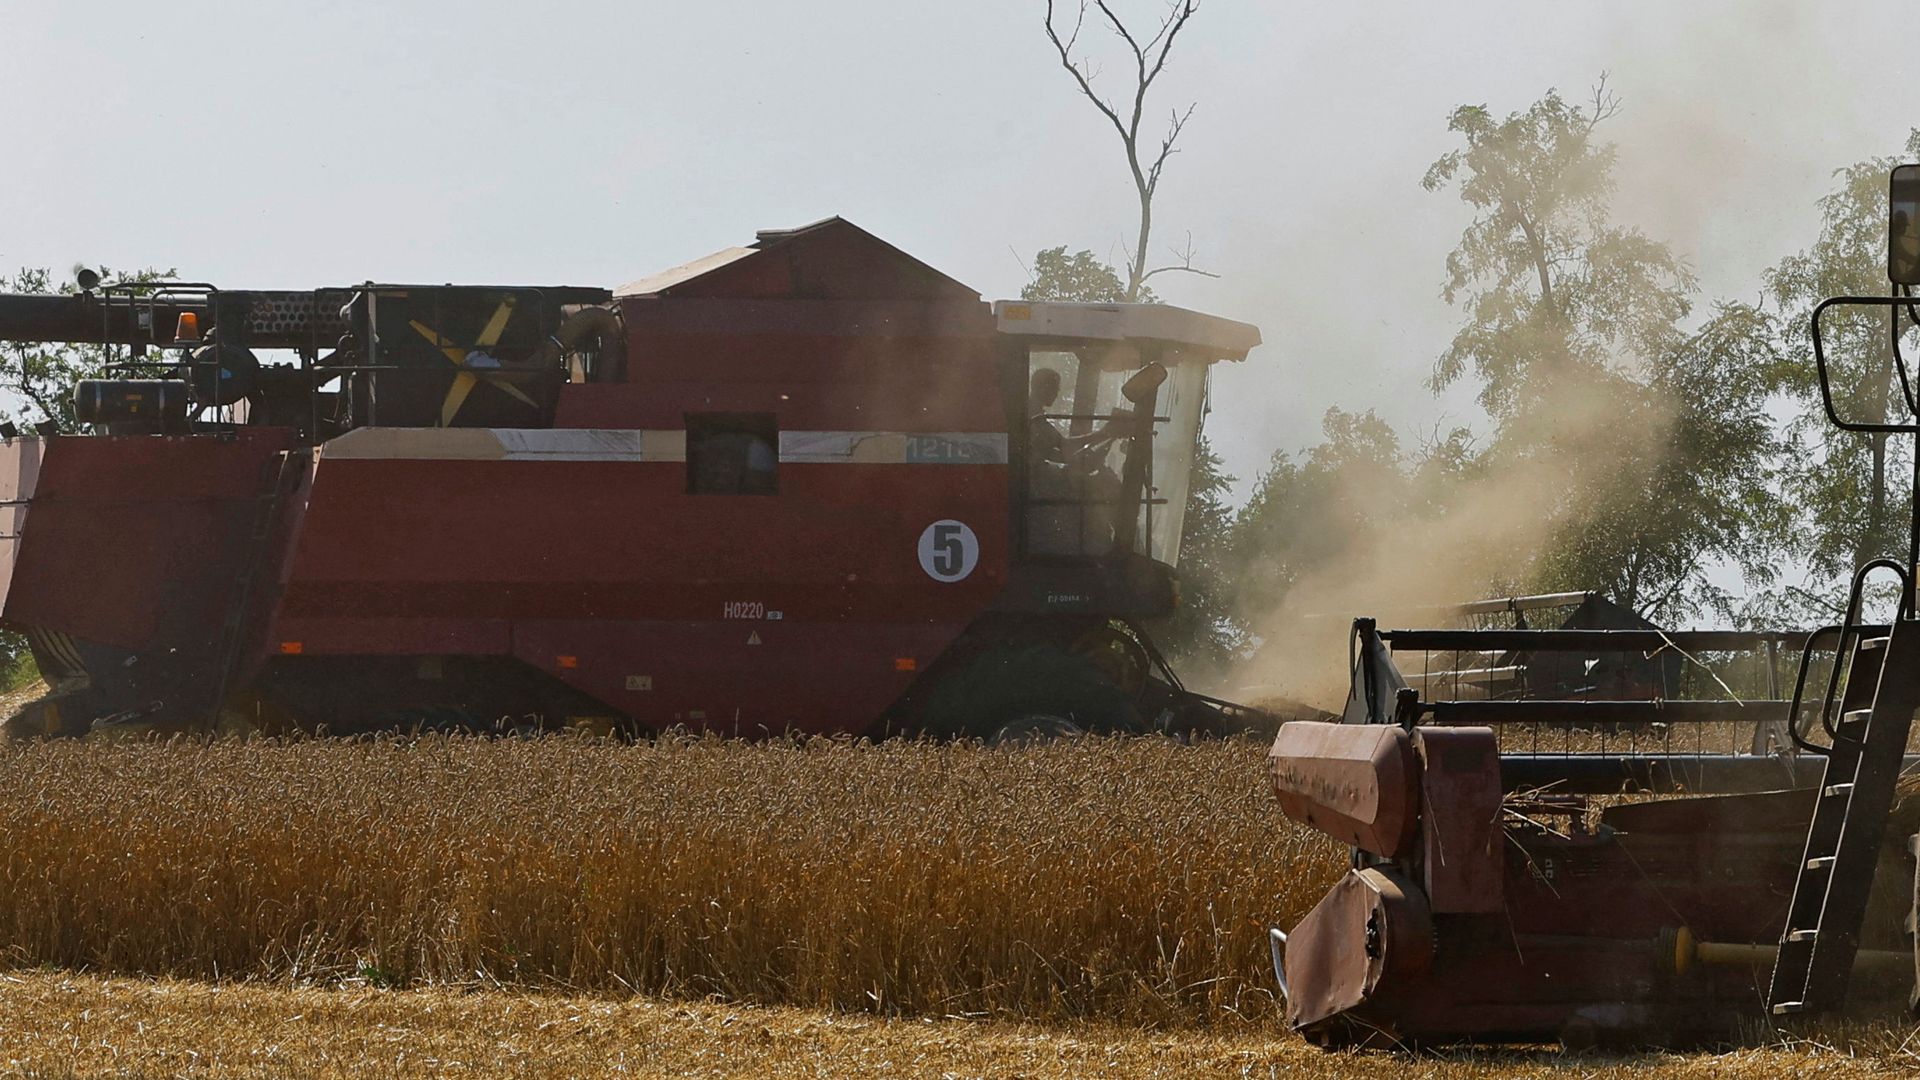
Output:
474 297 516 349
440 371 478 426
409 319 467 366
486 376 539 409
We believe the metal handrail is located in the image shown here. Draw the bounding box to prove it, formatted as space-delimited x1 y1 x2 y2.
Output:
1378 628 1872 652
1785 559 1912 755
1810 295 1920 435
1423 699 1793 725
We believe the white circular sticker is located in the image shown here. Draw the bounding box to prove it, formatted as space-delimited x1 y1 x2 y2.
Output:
918 519 980 582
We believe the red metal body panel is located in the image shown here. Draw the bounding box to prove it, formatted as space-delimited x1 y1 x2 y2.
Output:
555 300 1002 432
1 431 293 653
648 220 978 302
1285 868 1433 1033
269 449 1007 731
254 223 1016 732
1268 722 1418 857
1413 727 1505 914
507 618 965 732
279 460 1007 620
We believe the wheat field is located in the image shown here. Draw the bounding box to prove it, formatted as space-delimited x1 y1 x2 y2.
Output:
0 734 1340 1027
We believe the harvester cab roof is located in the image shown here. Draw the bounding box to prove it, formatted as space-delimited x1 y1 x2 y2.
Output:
0 218 1266 742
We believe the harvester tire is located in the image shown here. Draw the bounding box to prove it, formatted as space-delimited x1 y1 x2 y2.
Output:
988 713 1084 746
916 640 1144 739
2 689 94 740
1066 623 1151 699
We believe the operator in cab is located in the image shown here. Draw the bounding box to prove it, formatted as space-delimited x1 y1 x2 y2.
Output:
1027 367 1121 466
1026 366 1127 555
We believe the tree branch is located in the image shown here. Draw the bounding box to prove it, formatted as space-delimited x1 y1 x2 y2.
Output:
1141 264 1220 283
1045 0 1205 301
1142 231 1218 283
1142 1 1200 90
1586 71 1619 131
1144 102 1195 197
1043 0 1128 141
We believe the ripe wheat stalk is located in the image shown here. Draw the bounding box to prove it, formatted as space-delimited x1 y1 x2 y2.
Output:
0 735 1340 1027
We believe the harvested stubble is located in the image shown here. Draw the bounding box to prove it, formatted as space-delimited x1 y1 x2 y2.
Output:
4 972 1919 1080
0 734 1339 1026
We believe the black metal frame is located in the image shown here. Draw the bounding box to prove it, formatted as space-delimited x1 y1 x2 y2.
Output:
87 282 592 445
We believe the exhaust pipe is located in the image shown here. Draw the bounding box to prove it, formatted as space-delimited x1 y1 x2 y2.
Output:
529 305 626 383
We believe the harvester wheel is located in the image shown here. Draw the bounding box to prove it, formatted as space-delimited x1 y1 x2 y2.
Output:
1 691 91 740
915 640 1143 739
988 713 1084 746
1066 623 1151 699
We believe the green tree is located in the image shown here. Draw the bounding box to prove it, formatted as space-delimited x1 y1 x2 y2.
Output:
1020 247 1155 304
0 265 176 433
1764 130 1920 583
1231 407 1407 621
1523 304 1789 620
1422 81 1693 419
1423 82 1784 620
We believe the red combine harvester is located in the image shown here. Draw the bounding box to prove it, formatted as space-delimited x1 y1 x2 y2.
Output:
0 218 1260 739
1264 167 1920 1047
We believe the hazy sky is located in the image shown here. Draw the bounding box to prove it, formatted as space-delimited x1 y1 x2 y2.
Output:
4 1 1916 494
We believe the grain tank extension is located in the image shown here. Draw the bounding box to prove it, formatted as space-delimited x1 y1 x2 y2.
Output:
0 219 1261 738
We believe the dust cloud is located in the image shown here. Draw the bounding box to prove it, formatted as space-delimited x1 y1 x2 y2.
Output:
1229 364 1679 714
1216 10 1849 711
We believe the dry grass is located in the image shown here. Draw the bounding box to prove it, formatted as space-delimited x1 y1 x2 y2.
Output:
0 734 1340 1027
0 972 1916 1079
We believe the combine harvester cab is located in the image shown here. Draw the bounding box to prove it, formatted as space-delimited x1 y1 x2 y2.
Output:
1264 165 1920 1048
0 219 1259 739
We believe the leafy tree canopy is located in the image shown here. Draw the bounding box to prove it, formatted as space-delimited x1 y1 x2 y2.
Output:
1231 407 1406 620
0 266 176 433
1764 130 1920 581
1021 247 1158 304
1422 83 1694 419
1422 82 1783 622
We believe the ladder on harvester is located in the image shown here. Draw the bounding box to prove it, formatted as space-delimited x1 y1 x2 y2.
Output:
205 449 303 726
1771 194 1920 1015
1768 582 1920 1016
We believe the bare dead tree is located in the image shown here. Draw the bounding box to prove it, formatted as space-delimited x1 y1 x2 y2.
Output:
1043 0 1216 301
1585 72 1620 133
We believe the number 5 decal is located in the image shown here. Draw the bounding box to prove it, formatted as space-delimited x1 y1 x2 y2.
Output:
918 519 979 582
